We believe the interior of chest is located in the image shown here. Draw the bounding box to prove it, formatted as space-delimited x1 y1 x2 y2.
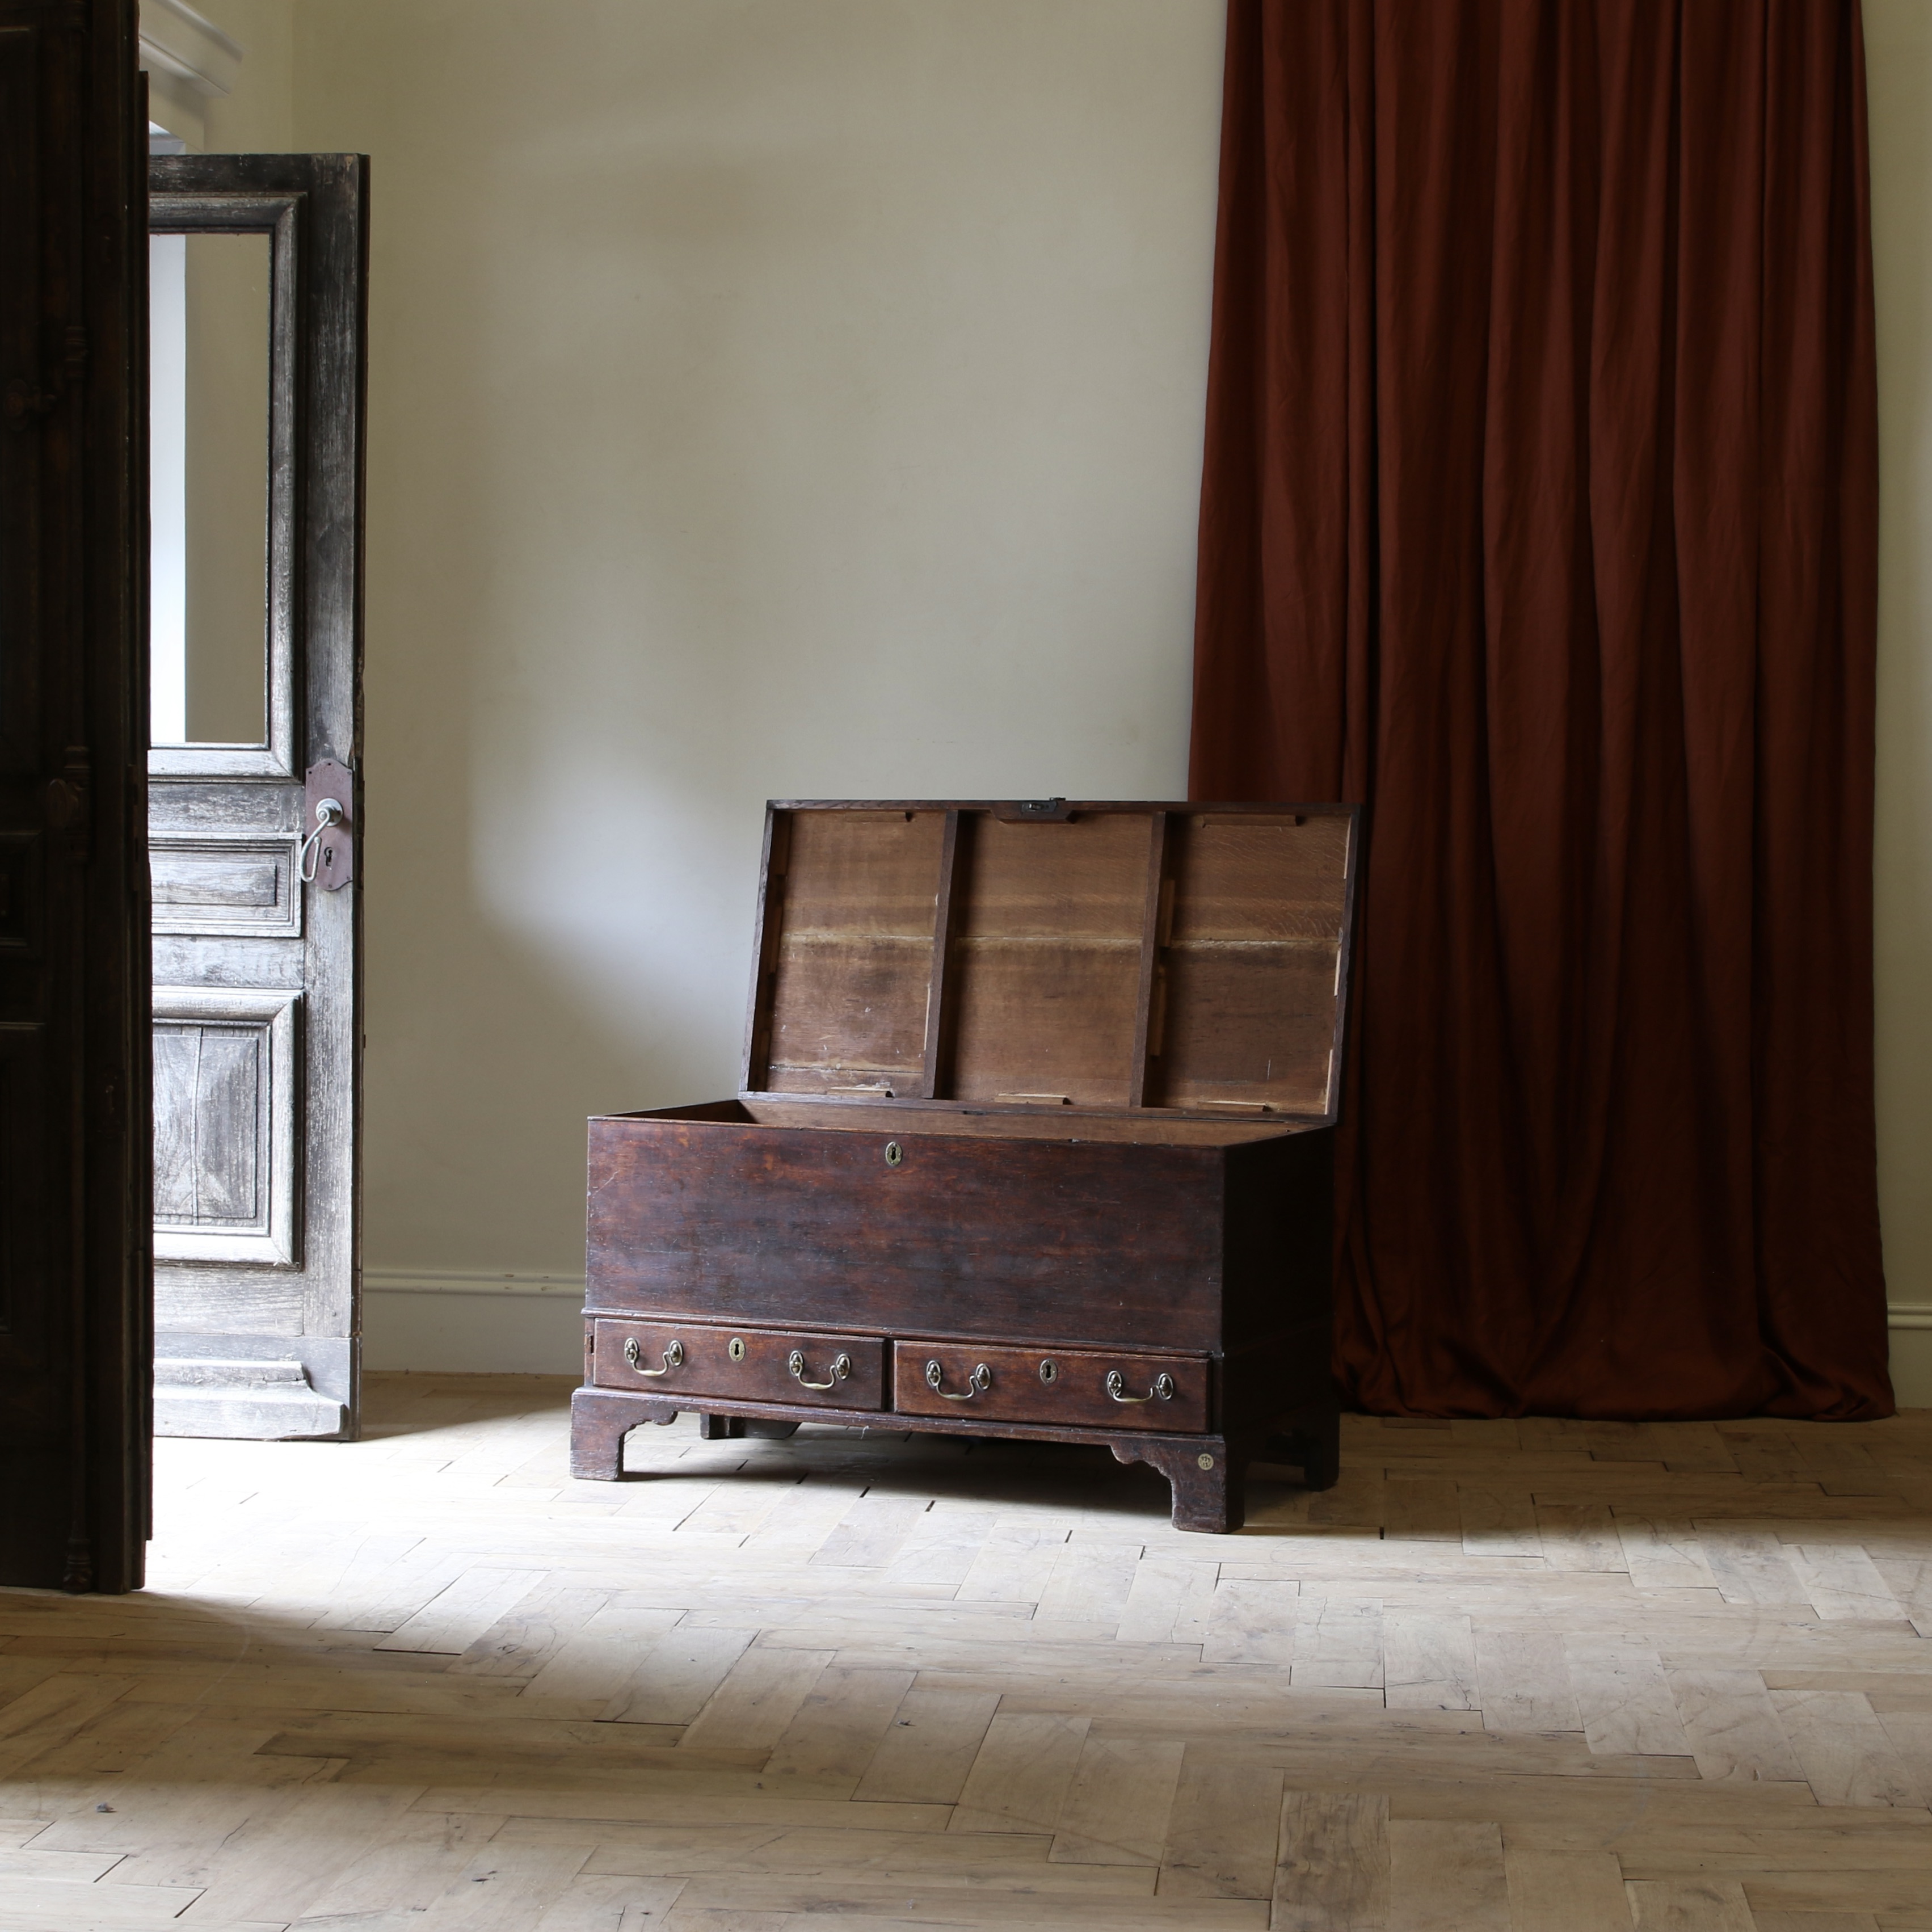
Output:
737 803 1353 1144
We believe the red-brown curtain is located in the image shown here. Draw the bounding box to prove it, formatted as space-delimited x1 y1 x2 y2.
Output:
1190 0 1892 1419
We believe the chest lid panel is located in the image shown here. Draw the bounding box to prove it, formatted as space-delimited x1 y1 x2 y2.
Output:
743 800 1359 1126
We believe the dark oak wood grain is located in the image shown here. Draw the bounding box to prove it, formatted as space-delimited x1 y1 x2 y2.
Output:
1126 809 1170 1108
575 799 1359 1532
589 1318 887 1411
759 808 942 1098
891 1339 1210 1432
1112 1436 1244 1534
569 1386 675 1478
915 807 963 1100
587 1116 1230 1352
570 1382 1296 1488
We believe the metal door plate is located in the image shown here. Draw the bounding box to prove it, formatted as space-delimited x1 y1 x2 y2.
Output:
303 758 355 891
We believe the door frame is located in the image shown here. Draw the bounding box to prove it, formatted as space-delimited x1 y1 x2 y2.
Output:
0 0 149 1594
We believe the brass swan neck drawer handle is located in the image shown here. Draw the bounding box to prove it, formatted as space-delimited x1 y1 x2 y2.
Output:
789 1349 852 1391
927 1359 992 1400
1106 1369 1176 1403
625 1337 684 1377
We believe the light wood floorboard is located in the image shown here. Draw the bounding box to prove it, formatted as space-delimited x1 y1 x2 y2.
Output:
0 1380 1926 1928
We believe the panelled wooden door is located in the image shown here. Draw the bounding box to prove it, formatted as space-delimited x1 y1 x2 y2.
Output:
0 0 149 1592
146 155 367 1440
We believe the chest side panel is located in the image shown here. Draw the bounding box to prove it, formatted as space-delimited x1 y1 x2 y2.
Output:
1220 1129 1336 1350
587 1119 1226 1352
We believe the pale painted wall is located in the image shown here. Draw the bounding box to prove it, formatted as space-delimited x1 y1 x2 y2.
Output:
1866 0 1932 1406
172 0 1931 1402
284 0 1225 1369
143 0 292 151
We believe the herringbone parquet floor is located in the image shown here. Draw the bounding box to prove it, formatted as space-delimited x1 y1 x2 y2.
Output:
2 1374 1930 1930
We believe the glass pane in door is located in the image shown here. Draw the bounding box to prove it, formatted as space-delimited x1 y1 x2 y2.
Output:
149 230 271 747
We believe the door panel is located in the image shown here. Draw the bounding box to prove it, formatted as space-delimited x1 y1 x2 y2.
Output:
152 987 299 1263
149 835 302 937
0 832 40 949
0 1022 50 1363
147 154 365 1442
0 0 150 1593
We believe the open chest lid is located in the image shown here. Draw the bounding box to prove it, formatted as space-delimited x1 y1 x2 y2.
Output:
742 799 1361 1130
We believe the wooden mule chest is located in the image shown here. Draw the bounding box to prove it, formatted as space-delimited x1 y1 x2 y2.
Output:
571 798 1360 1531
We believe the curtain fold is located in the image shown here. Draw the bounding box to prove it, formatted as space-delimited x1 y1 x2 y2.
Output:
1190 0 1891 1419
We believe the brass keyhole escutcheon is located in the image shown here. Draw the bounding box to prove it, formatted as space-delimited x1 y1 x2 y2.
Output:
884 1141 904 1167
728 1337 746 1362
1038 1358 1058 1385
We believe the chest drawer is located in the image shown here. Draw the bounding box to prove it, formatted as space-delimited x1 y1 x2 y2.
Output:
893 1340 1209 1433
591 1319 886 1410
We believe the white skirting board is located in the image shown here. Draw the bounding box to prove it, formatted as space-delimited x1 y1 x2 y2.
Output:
1888 1312 1932 1408
362 1269 588 1375
362 1270 1932 1406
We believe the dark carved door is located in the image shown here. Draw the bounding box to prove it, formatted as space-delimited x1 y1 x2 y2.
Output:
0 0 150 1592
